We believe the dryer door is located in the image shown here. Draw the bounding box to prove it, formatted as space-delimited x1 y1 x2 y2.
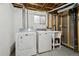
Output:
38 31 51 53
16 32 36 56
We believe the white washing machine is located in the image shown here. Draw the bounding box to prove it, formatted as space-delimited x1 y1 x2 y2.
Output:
16 31 37 56
37 31 52 53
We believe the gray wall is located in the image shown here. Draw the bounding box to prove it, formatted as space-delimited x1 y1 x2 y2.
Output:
0 4 48 55
0 4 14 56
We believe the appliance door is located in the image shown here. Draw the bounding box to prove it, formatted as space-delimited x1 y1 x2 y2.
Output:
38 31 52 53
16 32 36 56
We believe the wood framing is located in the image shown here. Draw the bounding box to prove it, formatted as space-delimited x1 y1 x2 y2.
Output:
47 14 50 28
60 15 63 31
12 3 66 11
56 15 58 31
67 10 72 48
57 14 62 31
62 13 68 46
77 7 79 51
57 13 63 31
78 18 79 51
52 15 55 30
47 14 52 29
52 15 53 30
59 11 73 48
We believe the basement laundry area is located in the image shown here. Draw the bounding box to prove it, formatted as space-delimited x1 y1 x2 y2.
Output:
0 3 79 56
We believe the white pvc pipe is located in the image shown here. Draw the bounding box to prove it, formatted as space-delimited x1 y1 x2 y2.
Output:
57 4 76 13
22 4 26 29
48 3 72 13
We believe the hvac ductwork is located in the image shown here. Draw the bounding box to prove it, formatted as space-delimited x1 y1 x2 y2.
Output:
48 3 78 13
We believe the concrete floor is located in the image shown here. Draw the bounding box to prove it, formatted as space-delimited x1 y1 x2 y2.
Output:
36 46 79 56
11 46 79 56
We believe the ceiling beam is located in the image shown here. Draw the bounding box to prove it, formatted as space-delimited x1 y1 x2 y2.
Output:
42 3 48 10
26 3 53 10
12 3 23 8
51 4 58 9
28 3 42 7
56 3 66 7
25 6 49 11
12 3 66 11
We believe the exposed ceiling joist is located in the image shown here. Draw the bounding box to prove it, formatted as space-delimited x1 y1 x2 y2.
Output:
12 3 23 8
26 3 53 9
12 3 66 11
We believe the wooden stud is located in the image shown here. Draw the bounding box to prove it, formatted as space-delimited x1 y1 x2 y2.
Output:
48 14 53 29
52 15 53 30
55 15 57 31
67 11 70 47
52 15 54 30
51 14 53 29
61 15 63 31
77 7 79 51
56 15 58 31
67 10 72 48
78 19 79 51
57 11 74 49
48 14 49 28
57 14 63 31
60 11 72 48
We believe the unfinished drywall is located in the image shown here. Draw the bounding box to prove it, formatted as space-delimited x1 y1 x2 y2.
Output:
13 8 23 53
14 8 23 32
0 3 14 56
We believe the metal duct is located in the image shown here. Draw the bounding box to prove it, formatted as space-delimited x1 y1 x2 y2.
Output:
48 3 72 13
26 9 28 29
22 4 26 29
58 4 77 13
